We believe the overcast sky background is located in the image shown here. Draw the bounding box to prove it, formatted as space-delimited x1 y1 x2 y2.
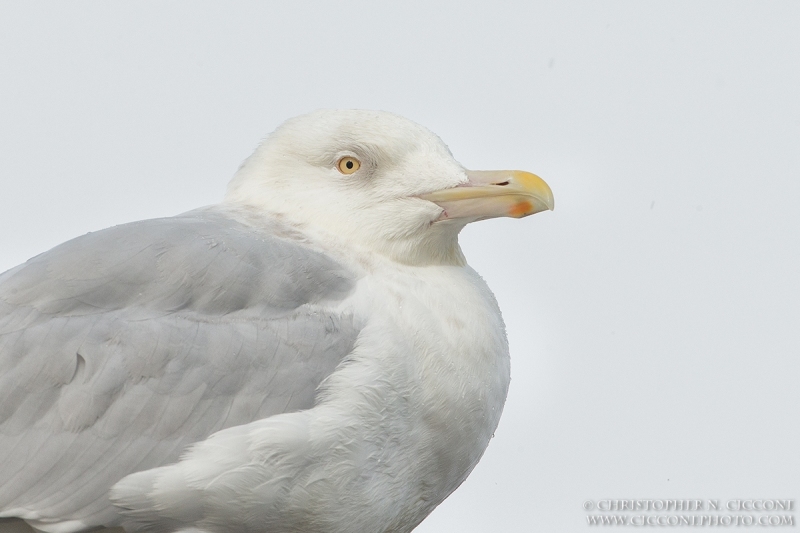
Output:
1 2 798 531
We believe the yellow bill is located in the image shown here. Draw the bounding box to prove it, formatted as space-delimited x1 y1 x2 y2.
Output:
420 170 554 221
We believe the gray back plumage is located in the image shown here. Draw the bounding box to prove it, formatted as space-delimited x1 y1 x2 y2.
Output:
0 207 360 530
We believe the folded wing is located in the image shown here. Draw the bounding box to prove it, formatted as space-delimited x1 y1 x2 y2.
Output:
0 207 360 532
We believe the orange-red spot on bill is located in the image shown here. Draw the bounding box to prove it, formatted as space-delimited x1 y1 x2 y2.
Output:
509 201 532 217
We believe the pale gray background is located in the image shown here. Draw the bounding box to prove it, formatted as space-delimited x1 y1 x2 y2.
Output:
1 2 798 531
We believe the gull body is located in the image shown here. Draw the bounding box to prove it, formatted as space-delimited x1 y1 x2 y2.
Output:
0 110 553 533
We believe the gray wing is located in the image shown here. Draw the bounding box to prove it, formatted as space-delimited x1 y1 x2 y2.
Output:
0 207 360 531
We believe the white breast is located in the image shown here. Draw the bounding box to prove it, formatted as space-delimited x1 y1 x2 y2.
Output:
311 258 511 531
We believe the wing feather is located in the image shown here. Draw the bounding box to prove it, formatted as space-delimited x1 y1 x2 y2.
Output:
0 207 360 531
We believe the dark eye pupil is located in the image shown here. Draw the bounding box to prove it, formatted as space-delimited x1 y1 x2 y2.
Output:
346 160 353 169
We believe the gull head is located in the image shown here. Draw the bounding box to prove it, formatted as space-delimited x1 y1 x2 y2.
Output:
225 110 553 266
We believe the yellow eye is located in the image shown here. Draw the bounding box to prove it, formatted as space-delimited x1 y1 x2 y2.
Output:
337 156 361 174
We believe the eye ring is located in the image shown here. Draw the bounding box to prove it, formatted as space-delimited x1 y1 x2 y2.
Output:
337 156 361 174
